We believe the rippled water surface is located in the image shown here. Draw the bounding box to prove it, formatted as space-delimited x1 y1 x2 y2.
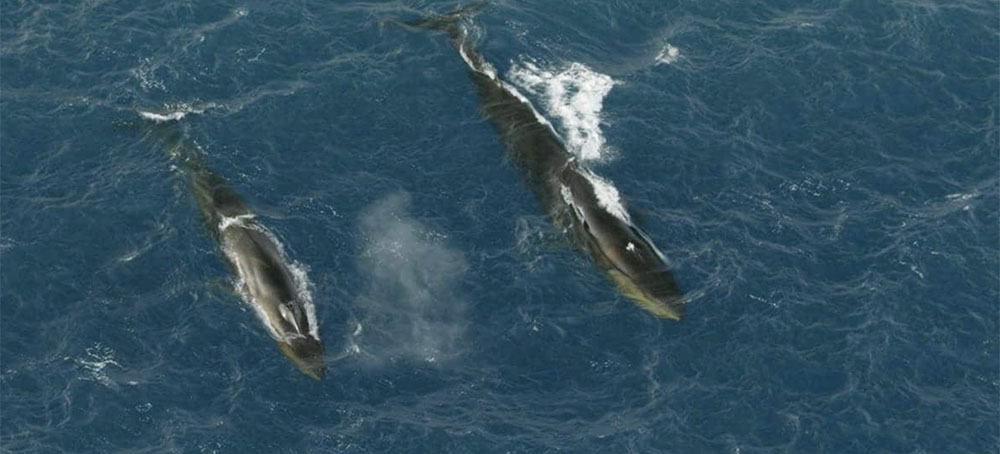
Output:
2 1 997 452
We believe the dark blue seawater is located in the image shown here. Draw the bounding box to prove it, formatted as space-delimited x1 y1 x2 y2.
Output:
2 1 997 452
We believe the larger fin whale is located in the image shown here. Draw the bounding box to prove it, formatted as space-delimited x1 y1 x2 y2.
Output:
143 115 326 378
404 7 685 319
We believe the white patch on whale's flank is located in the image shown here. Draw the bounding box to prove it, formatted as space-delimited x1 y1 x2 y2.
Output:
560 184 574 207
627 242 636 252
559 184 587 222
508 61 617 161
223 242 282 340
218 214 255 231
257 226 320 340
656 43 680 65
581 171 632 222
279 304 296 326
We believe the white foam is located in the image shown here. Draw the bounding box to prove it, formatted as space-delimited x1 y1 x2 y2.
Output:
222 242 281 340
138 110 188 122
137 102 214 123
74 343 122 388
945 191 977 201
656 43 680 65
218 213 255 231
508 61 617 161
134 57 166 92
500 81 555 129
581 170 632 222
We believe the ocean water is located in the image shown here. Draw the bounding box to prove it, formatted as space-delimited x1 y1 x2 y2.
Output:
1 0 997 452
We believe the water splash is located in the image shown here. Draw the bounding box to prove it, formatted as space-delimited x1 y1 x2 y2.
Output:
656 43 681 65
508 61 617 161
137 102 218 123
72 343 122 389
581 170 632 223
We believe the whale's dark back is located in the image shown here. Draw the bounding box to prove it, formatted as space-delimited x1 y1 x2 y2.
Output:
432 17 685 318
459 48 574 215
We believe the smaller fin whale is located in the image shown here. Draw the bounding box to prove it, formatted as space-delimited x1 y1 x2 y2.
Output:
143 113 326 378
401 8 685 320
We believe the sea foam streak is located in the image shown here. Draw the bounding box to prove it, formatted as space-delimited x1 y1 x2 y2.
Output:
138 110 188 122
136 102 217 123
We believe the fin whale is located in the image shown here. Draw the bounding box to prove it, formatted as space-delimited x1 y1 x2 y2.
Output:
146 116 326 378
403 9 685 320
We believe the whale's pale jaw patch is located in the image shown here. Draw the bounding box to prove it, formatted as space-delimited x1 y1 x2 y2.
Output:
278 337 326 381
607 269 684 321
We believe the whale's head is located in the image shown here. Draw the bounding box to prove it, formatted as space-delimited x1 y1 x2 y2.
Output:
558 167 684 320
278 336 325 380
607 267 684 320
583 216 685 320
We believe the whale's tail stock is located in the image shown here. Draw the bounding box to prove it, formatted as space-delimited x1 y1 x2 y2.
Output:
396 3 485 35
392 3 500 79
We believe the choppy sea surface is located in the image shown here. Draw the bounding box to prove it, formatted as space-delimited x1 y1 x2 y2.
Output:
2 1 997 452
